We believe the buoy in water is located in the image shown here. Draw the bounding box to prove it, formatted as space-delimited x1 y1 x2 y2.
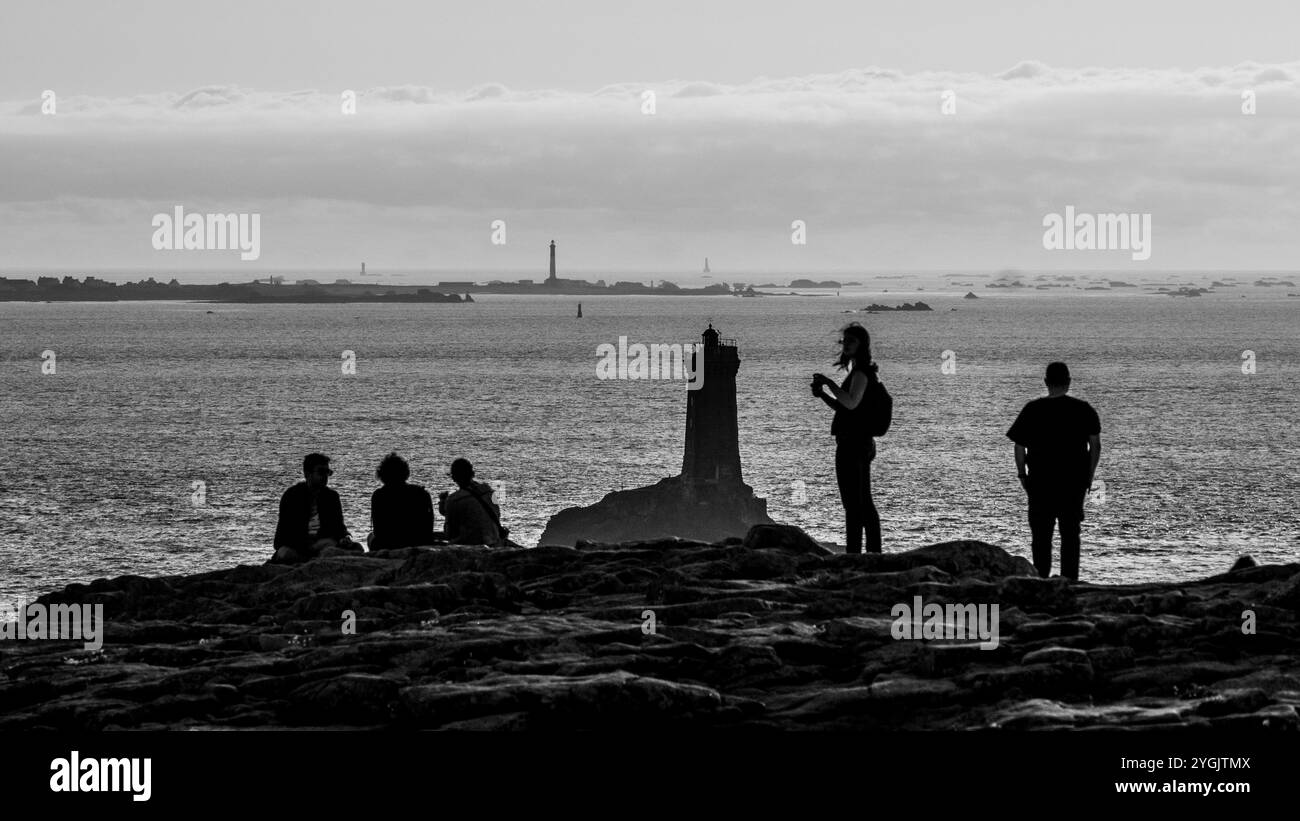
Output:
577 302 583 318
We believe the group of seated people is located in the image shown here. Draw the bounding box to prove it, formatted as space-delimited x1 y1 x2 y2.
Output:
271 452 508 564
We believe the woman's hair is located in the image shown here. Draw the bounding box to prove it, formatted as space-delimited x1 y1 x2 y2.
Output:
376 452 410 485
834 322 878 376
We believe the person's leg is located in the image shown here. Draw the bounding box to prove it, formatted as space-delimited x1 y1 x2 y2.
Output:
1058 490 1085 581
835 440 864 554
272 546 305 564
862 446 882 553
1058 516 1081 580
1027 497 1055 577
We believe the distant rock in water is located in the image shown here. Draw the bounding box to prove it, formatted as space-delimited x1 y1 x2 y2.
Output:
1231 555 1258 572
857 302 932 312
963 291 979 299
1166 287 1209 297
540 325 772 546
789 279 842 288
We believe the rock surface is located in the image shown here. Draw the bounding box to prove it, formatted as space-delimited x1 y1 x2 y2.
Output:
3 531 1297 730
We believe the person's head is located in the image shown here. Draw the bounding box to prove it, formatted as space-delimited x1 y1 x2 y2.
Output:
835 322 877 374
449 458 474 487
302 453 332 489
1044 362 1071 394
376 452 410 486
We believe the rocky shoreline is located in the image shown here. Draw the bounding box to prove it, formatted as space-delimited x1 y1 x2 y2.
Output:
2 525 1298 730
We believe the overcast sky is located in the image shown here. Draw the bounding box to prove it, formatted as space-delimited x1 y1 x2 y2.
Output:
2 0 1299 276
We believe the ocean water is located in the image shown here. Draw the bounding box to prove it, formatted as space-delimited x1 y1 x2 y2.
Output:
2 285 1298 606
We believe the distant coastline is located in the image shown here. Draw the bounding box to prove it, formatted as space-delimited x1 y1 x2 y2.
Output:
0 276 468 303
0 275 754 302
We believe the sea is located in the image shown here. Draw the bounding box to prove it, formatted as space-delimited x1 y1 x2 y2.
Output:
2 279 1298 607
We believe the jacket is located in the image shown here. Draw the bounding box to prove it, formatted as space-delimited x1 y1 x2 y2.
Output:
273 482 349 550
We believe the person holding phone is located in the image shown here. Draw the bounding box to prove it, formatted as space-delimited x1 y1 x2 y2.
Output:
811 323 882 554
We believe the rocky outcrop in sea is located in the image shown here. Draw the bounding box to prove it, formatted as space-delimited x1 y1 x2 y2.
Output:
3 526 1297 730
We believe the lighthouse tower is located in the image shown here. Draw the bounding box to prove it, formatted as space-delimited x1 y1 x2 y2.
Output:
538 321 772 546
547 240 557 286
681 324 742 484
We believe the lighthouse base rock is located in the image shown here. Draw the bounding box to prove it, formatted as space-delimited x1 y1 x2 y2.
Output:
539 475 773 547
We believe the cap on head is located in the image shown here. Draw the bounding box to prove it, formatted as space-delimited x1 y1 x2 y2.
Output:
450 458 474 482
1045 362 1071 386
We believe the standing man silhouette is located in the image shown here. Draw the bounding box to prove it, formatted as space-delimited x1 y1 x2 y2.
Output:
1007 362 1101 580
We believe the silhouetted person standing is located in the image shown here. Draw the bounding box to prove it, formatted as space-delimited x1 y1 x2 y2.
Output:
812 323 883 553
272 453 360 563
369 452 436 550
1007 362 1102 580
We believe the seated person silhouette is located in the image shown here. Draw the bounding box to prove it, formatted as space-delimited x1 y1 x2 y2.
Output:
438 458 504 547
368 452 437 550
271 453 361 563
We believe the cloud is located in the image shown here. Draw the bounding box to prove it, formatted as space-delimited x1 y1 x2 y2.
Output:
2 62 1299 271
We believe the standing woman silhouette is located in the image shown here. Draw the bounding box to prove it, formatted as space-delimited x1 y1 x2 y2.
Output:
811 323 882 553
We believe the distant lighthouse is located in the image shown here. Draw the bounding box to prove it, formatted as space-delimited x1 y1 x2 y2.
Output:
703 257 710 274
361 262 365 276
548 240 557 286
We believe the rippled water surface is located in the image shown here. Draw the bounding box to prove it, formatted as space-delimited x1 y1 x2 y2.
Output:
2 286 1298 605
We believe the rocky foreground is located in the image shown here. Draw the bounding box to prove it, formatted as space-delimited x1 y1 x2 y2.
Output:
3 526 1299 730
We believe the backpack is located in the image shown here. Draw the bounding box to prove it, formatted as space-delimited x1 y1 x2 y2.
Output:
864 378 893 437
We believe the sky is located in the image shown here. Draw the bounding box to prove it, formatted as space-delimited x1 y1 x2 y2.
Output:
2 0 1299 277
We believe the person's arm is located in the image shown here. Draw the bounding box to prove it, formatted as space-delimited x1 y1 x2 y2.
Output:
827 370 868 410
483 487 504 546
328 490 355 546
814 380 839 409
369 490 383 550
273 487 295 548
1007 405 1031 490
1087 434 1101 486
443 496 461 541
420 488 435 536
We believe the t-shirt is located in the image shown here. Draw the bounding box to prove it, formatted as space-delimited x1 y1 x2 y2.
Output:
1006 395 1101 490
307 500 321 537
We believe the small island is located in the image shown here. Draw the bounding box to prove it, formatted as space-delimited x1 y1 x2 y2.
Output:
789 279 843 288
848 302 932 313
